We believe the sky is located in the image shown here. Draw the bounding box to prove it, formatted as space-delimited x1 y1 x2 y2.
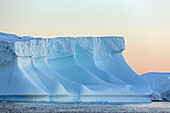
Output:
0 0 170 75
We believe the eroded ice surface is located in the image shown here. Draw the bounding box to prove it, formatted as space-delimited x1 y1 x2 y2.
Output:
0 32 152 102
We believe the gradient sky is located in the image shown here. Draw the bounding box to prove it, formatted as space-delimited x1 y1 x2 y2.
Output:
0 0 170 75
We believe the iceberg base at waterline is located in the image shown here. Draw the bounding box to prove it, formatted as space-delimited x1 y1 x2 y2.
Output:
0 32 152 102
141 72 170 101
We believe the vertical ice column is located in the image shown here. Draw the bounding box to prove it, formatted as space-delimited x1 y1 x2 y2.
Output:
46 37 126 95
0 40 48 96
45 38 96 95
75 37 132 90
93 37 151 94
30 39 69 95
3 57 48 95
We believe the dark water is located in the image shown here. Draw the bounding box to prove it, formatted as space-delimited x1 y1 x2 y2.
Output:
0 101 170 112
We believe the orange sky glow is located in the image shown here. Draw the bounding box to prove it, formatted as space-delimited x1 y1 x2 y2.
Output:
0 0 170 75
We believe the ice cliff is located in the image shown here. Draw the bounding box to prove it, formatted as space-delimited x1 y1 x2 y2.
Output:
0 32 152 102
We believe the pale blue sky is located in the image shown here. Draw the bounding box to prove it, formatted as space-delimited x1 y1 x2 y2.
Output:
0 0 170 74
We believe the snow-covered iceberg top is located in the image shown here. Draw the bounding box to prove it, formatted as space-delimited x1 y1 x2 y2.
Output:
0 32 125 64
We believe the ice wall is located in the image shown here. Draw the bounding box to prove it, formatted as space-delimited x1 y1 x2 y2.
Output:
0 32 152 102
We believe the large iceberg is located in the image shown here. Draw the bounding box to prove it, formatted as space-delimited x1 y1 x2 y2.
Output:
0 32 151 102
141 72 170 101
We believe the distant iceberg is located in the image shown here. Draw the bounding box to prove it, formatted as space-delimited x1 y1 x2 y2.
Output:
141 72 170 101
0 32 152 102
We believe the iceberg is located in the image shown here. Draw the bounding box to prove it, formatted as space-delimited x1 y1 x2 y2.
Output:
0 32 151 102
141 72 170 101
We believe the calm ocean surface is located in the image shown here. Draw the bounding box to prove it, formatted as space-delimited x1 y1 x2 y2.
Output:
0 101 170 112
